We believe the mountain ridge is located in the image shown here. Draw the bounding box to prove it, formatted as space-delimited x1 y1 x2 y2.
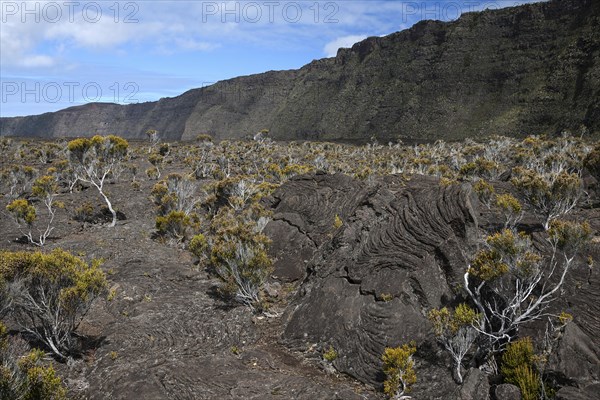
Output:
1 0 599 142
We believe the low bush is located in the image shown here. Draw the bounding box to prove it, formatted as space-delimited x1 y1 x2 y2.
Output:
382 342 417 399
0 323 67 399
6 176 63 246
0 249 107 359
511 168 582 229
155 211 191 242
73 201 96 222
191 206 273 310
428 304 479 383
501 338 541 400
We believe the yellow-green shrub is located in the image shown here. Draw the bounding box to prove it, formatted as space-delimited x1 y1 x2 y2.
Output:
6 199 36 226
155 211 191 241
0 325 67 399
501 338 540 400
382 342 417 398
203 206 273 309
0 249 107 359
428 304 479 383
323 346 338 362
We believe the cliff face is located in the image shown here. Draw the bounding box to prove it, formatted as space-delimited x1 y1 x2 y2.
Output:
1 0 599 142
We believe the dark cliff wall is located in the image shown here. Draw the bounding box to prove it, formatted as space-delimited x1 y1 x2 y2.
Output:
1 0 598 142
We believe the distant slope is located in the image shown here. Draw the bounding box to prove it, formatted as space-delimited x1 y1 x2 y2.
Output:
1 0 599 142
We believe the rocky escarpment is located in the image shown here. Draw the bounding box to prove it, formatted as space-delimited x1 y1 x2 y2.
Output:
273 175 479 397
2 0 599 142
264 173 376 282
266 173 600 398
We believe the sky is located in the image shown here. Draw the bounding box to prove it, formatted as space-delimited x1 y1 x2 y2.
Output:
0 0 545 117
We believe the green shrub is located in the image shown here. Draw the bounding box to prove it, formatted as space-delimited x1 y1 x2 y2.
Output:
459 158 501 180
380 293 393 302
196 134 213 143
0 249 107 359
548 219 591 256
511 168 582 229
147 153 164 179
211 177 259 211
146 166 160 180
151 173 201 217
6 199 36 226
6 181 61 246
469 248 509 281
495 193 522 229
10 175 62 246
201 207 273 310
501 338 540 400
0 325 67 400
501 338 535 382
473 180 495 207
428 304 479 383
189 234 208 262
323 346 338 362
333 214 343 229
513 365 541 400
282 164 313 178
155 211 191 242
73 201 96 222
382 342 417 398
151 174 202 242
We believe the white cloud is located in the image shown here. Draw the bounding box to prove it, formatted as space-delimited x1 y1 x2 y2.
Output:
20 54 55 68
173 38 220 52
0 2 222 68
44 19 144 48
324 35 368 57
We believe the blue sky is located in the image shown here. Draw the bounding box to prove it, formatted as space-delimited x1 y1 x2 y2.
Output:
1 0 544 117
